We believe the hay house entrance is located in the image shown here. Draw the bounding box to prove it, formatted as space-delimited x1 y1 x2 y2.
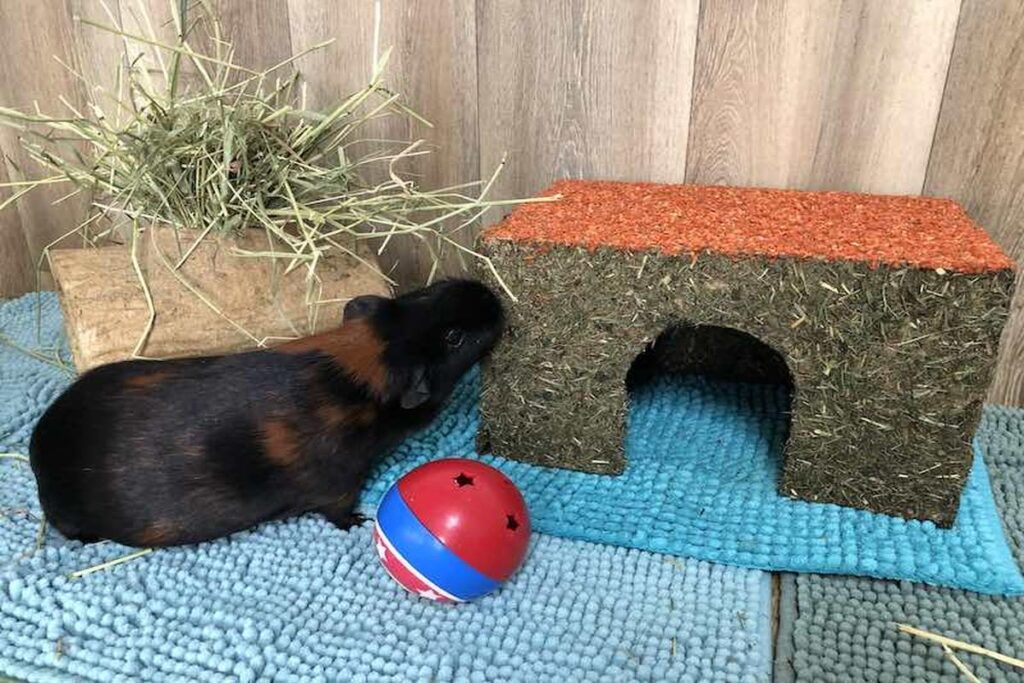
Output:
626 324 794 462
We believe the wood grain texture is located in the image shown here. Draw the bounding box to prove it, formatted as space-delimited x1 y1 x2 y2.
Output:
287 0 479 287
477 0 699 215
924 0 1024 406
116 0 184 84
686 0 961 194
218 0 294 72
49 227 388 371
0 159 34 294
114 0 271 89
0 1 94 295
69 1 127 106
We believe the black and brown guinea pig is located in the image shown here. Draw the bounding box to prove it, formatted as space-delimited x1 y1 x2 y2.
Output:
29 278 504 548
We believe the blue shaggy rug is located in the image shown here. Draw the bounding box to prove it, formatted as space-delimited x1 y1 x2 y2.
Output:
775 403 1024 683
2 459 772 682
2 289 1023 680
361 374 1024 596
1 292 777 682
2 291 1023 596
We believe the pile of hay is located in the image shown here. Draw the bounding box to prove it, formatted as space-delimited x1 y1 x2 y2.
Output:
0 1 530 349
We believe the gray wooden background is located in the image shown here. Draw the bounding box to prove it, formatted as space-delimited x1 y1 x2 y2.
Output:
1 0 1022 405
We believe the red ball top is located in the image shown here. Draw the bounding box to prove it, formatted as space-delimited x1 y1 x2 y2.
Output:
397 459 531 581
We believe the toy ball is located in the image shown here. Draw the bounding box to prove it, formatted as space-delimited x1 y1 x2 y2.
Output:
373 458 530 603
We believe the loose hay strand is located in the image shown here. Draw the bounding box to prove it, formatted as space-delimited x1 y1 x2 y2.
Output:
34 517 48 553
69 548 155 579
941 644 983 683
0 333 75 376
898 623 1024 670
129 221 158 358
1 453 49 552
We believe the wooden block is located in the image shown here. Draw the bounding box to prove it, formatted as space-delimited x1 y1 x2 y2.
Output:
49 227 390 371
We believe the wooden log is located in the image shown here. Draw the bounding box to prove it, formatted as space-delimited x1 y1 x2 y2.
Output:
49 226 391 372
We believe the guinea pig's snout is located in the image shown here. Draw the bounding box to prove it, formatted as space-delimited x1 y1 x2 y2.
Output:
344 294 388 322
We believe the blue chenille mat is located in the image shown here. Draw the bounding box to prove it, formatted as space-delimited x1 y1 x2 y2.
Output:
3 292 1024 595
774 405 1024 683
1 461 772 683
363 380 1024 596
1 292 775 682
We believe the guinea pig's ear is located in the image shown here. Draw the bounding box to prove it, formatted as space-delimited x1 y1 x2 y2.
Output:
344 294 388 322
398 366 431 410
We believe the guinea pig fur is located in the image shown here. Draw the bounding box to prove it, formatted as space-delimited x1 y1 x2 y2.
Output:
29 278 504 548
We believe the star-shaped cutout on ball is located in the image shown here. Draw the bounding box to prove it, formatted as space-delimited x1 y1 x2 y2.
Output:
418 588 442 600
454 473 474 487
506 514 520 531
375 537 388 560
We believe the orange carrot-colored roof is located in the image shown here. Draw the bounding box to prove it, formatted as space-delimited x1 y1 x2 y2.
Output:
483 180 1014 273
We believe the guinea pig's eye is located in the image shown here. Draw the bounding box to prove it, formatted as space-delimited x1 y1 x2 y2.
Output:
444 328 465 348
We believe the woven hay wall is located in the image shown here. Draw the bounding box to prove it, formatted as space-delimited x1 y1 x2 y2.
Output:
477 242 1014 526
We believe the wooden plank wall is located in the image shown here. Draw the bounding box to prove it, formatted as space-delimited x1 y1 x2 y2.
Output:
0 0 1022 405
923 0 1024 409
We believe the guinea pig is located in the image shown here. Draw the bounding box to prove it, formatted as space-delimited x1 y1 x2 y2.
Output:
29 278 504 548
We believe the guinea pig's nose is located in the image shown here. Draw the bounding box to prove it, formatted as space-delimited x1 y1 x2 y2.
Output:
344 294 387 322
